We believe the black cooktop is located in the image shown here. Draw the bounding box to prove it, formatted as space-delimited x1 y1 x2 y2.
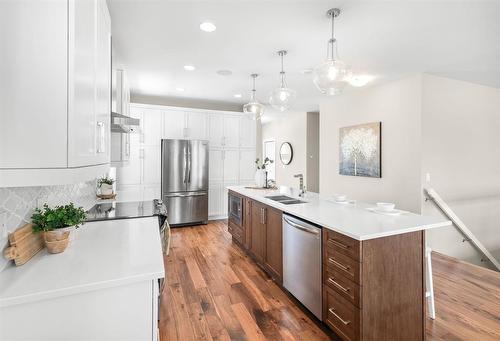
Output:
86 199 167 222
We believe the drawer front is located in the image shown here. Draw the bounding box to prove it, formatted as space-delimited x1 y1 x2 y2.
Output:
324 268 361 308
324 229 361 261
324 287 360 341
325 246 361 284
228 220 244 244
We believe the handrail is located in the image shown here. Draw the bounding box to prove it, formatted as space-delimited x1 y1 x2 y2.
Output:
424 187 500 271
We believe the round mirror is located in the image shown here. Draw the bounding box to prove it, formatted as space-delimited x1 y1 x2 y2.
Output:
279 142 293 165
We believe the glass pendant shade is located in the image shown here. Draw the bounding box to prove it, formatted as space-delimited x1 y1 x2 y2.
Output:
269 86 296 112
243 95 265 120
243 74 264 120
312 58 350 95
313 8 351 95
269 50 296 111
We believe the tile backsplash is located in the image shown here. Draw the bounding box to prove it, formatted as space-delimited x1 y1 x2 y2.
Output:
0 181 97 271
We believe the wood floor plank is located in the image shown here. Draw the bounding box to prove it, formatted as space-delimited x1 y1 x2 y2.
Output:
197 287 232 340
186 255 208 289
231 302 267 341
213 295 246 340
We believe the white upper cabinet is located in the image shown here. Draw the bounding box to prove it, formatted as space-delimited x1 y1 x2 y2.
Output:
186 112 208 140
142 146 161 185
208 113 241 148
68 0 98 167
160 108 208 140
223 116 240 148
239 116 257 148
0 0 112 186
163 110 186 140
0 1 68 169
208 114 225 148
142 108 163 146
93 0 111 164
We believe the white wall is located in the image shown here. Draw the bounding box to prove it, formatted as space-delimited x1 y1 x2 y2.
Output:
306 112 320 192
421 74 500 267
261 112 307 188
319 75 423 213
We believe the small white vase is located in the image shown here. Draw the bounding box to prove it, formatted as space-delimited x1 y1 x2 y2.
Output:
254 169 267 188
100 183 113 195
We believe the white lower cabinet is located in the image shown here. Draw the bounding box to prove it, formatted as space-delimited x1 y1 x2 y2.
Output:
208 182 223 218
0 281 159 341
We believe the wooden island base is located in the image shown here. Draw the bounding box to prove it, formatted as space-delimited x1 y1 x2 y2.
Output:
228 190 425 341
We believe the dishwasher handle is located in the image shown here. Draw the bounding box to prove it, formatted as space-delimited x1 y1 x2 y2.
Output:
283 216 320 235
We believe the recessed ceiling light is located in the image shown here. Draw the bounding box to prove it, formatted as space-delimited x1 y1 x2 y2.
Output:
301 68 313 75
217 69 232 76
175 87 185 92
347 75 375 87
233 94 242 98
200 22 216 32
184 65 195 71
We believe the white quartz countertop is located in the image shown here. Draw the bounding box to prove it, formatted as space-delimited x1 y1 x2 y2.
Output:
228 186 451 241
0 217 164 308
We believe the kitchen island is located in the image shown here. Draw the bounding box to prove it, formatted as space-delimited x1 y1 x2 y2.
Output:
0 217 164 341
227 186 451 341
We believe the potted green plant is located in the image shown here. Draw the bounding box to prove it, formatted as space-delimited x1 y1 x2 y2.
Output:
97 175 115 196
254 157 274 187
31 203 86 254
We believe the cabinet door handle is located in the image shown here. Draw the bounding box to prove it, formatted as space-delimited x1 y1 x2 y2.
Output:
328 238 349 249
328 277 350 292
328 308 350 325
328 257 350 271
96 121 105 153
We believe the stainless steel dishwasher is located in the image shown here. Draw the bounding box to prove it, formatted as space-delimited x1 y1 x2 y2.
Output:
282 213 322 320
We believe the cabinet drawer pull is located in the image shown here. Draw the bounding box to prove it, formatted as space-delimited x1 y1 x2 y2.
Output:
328 308 350 325
328 277 350 293
329 238 349 249
328 257 350 271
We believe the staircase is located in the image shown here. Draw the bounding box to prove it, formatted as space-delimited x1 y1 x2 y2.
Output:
424 187 500 271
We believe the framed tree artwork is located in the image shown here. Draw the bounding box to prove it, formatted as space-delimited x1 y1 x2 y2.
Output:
339 122 381 178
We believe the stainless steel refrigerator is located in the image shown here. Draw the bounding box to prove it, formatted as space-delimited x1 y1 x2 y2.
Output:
161 139 209 226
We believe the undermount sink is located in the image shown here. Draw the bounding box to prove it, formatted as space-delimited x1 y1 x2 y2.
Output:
265 195 307 205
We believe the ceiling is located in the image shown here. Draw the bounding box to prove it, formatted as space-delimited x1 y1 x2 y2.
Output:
108 0 500 118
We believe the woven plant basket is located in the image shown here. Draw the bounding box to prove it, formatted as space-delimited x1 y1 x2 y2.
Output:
44 230 70 254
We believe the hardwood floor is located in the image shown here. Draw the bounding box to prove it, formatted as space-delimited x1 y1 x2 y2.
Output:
159 220 500 341
427 252 500 341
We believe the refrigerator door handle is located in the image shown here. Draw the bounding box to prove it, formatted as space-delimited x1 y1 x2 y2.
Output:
164 192 207 198
183 146 188 184
187 143 192 183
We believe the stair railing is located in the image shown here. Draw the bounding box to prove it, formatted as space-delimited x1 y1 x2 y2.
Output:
424 187 500 271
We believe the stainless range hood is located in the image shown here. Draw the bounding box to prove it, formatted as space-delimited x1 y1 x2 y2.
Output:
111 111 140 133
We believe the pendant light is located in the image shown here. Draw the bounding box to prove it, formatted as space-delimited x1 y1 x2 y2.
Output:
312 8 351 95
243 74 265 120
269 50 296 112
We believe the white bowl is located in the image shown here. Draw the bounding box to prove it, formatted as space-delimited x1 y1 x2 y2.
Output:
376 202 396 212
333 194 347 202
